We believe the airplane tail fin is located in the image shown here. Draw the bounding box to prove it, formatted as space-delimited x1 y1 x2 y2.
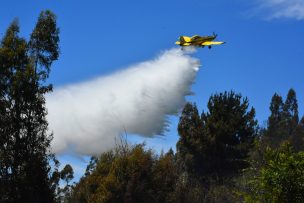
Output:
180 36 191 43
176 36 191 46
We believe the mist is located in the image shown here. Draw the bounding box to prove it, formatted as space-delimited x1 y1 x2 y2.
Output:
47 48 200 155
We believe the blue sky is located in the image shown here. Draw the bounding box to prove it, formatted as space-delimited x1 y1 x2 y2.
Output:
1 0 304 180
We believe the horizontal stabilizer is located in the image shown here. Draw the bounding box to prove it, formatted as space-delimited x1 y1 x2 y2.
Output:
175 41 181 45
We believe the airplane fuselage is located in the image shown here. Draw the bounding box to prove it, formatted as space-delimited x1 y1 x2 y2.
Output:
175 34 224 48
187 35 216 46
177 35 216 46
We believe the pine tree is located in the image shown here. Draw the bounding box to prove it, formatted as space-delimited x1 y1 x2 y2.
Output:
176 103 204 177
176 92 257 183
0 10 59 202
201 91 257 178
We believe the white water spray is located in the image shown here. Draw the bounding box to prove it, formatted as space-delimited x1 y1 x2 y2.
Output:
47 48 200 155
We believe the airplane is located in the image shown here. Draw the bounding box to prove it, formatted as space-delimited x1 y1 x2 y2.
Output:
175 33 225 49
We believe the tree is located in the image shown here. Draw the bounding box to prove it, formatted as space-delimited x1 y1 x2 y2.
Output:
152 149 178 203
291 116 304 151
84 156 98 177
177 91 257 182
61 164 74 186
0 10 59 202
69 144 154 203
174 92 257 203
69 143 179 203
283 89 299 135
263 89 302 150
176 102 204 177
202 91 257 178
243 142 304 203
59 164 74 202
29 10 59 81
267 93 284 136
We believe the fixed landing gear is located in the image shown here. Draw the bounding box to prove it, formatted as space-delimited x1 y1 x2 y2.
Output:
208 46 212 49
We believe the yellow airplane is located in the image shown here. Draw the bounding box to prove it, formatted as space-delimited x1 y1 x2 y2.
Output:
175 33 225 49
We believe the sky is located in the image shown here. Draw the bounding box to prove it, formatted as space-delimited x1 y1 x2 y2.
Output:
1 0 304 181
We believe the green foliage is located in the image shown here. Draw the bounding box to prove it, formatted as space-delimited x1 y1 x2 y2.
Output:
174 91 257 202
69 143 177 203
292 117 304 151
176 102 203 176
153 149 177 202
262 89 304 151
1 6 303 203
84 156 98 177
172 174 207 203
239 89 304 203
283 89 299 133
0 10 59 202
61 164 74 186
29 10 60 80
177 91 257 181
204 183 239 203
58 164 75 203
70 89 304 202
202 91 257 177
268 93 284 136
243 143 304 203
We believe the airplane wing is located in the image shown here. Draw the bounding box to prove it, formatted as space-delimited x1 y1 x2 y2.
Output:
175 41 191 46
201 41 225 46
